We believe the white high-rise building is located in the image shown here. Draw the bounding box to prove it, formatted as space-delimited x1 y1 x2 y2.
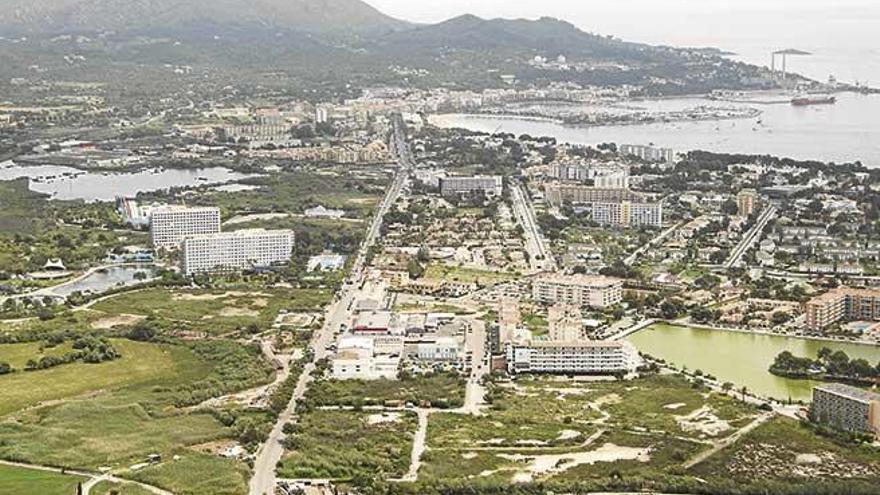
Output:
181 229 294 274
150 206 221 249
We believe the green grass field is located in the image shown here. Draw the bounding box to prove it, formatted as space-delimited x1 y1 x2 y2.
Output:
424 264 516 285
419 374 759 486
278 410 417 480
127 449 250 495
91 287 330 335
523 313 548 337
304 373 466 409
0 464 84 495
0 342 76 370
91 480 155 495
0 340 208 417
0 338 268 494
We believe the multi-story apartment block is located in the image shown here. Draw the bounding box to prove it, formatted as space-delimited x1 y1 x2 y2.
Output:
545 185 640 207
550 162 630 189
532 274 623 309
811 383 880 437
506 340 641 375
439 175 503 197
804 287 880 330
619 144 674 164
181 229 294 274
737 189 759 217
590 200 663 228
150 206 221 249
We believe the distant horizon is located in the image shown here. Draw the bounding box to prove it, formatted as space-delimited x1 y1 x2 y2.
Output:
367 0 880 84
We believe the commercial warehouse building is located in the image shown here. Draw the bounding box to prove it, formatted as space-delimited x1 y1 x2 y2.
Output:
181 229 294 274
506 340 641 375
804 287 880 330
532 273 623 309
150 205 221 249
811 383 880 437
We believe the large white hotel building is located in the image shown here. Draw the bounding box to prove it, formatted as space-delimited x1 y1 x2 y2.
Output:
506 340 641 375
532 273 623 309
150 206 221 249
182 229 294 275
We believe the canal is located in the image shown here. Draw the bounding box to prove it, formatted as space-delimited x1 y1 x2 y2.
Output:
627 323 880 402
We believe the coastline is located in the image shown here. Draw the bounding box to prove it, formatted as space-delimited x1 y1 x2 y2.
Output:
672 320 880 348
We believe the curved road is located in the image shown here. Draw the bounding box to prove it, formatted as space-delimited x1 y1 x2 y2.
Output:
0 460 173 495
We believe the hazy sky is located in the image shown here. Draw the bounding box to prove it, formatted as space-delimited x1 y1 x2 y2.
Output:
367 0 880 83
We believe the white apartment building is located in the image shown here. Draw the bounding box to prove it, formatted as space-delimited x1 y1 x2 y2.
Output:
591 200 663 228
532 274 623 309
150 206 221 249
551 163 630 189
506 340 641 375
439 175 503 197
619 144 675 164
181 229 294 274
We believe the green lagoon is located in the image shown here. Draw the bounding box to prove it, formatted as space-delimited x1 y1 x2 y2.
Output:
628 323 880 402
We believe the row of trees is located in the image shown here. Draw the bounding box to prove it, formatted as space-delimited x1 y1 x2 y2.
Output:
22 336 120 372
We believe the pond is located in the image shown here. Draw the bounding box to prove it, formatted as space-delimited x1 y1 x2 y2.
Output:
0 162 257 202
627 323 880 402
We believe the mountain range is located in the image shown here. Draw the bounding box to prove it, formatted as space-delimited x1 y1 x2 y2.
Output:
0 0 409 36
0 0 778 94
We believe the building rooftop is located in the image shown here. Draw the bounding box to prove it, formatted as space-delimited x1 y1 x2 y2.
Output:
815 382 880 404
534 273 622 288
152 205 220 213
521 340 626 349
808 286 880 305
184 229 294 241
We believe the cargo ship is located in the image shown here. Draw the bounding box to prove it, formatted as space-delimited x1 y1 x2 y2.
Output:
791 95 836 106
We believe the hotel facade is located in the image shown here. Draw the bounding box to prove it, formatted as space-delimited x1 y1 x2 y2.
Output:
506 340 641 375
181 229 294 274
150 205 221 249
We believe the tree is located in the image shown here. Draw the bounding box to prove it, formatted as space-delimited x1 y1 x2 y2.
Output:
128 321 157 342
770 311 791 326
406 258 425 280
690 306 718 324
